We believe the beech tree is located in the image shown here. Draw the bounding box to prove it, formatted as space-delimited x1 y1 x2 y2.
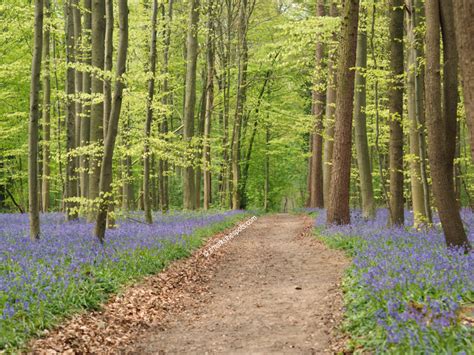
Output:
28 0 44 240
95 0 129 242
327 0 360 225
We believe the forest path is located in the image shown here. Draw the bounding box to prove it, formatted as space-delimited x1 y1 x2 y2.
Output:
131 214 348 354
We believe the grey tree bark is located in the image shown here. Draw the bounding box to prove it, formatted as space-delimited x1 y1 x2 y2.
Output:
95 0 129 242
29 0 44 240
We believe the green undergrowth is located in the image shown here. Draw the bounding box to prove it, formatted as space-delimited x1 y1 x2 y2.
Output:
6 213 249 353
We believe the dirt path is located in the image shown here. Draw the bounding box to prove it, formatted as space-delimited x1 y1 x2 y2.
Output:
132 214 348 354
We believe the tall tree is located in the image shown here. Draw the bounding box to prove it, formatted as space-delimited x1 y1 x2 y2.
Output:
65 0 78 221
231 0 249 210
104 0 114 136
388 0 404 226
80 0 92 201
322 1 338 207
29 0 44 240
309 0 325 209
183 0 200 210
88 0 106 217
406 0 427 226
73 0 82 200
144 0 159 224
327 0 360 225
203 0 215 210
425 0 470 251
353 7 375 219
95 0 129 242
452 0 474 163
41 0 51 212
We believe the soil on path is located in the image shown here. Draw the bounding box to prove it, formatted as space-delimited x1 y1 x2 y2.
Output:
30 214 348 354
132 214 348 354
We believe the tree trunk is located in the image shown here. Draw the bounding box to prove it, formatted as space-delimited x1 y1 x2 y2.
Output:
183 0 200 210
264 123 270 212
440 0 459 191
452 0 474 163
104 0 114 137
159 0 173 213
327 0 360 225
231 0 249 210
309 0 325 209
95 0 128 242
73 0 82 199
88 0 106 219
425 0 470 251
323 1 338 208
353 10 375 220
388 0 404 226
65 0 78 221
29 0 44 240
41 0 51 213
144 0 159 224
203 0 215 210
406 0 426 226
80 0 92 201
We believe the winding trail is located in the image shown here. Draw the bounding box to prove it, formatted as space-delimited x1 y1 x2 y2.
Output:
132 214 348 354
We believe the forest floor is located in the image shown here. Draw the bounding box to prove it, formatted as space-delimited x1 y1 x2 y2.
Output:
31 214 349 354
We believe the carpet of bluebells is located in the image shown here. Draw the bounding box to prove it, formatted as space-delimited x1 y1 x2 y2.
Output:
0 210 244 349
315 209 473 353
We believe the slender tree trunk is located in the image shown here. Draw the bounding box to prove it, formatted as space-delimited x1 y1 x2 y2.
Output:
104 0 114 137
425 0 470 251
95 0 128 242
406 0 426 226
440 0 459 191
183 0 200 210
414 0 432 222
159 0 173 213
88 0 106 219
323 1 338 207
309 0 325 209
73 0 82 199
264 123 270 212
41 0 51 213
195 68 208 209
29 0 44 240
452 0 474 164
80 0 92 201
388 0 404 226
327 0 360 225
354 10 375 219
65 0 78 221
231 0 249 210
144 0 159 224
203 0 215 210
122 105 134 211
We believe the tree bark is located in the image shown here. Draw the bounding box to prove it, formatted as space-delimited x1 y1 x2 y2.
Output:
231 0 249 210
323 1 338 208
80 0 92 201
353 9 375 219
309 0 325 209
183 0 200 210
88 0 106 219
41 0 51 213
104 0 114 137
388 0 404 226
203 0 215 210
452 0 474 164
425 0 470 251
327 0 360 225
29 0 44 240
73 0 82 200
144 0 159 224
65 0 78 221
406 0 426 226
95 0 128 242
440 0 459 191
